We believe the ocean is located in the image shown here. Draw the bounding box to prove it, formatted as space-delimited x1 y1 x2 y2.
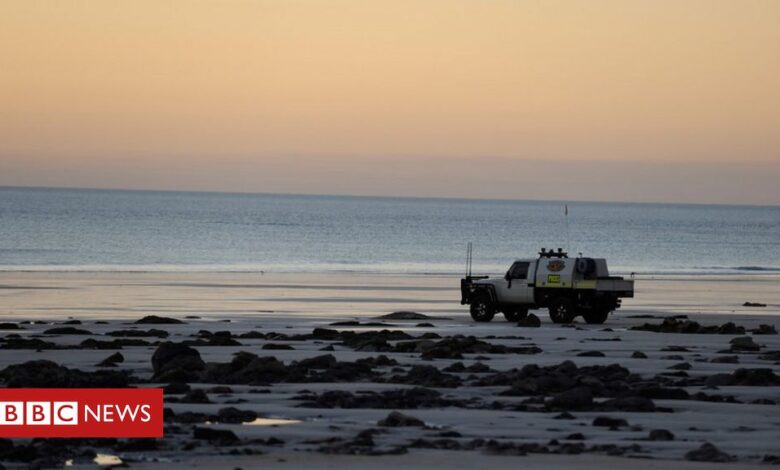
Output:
1 186 778 275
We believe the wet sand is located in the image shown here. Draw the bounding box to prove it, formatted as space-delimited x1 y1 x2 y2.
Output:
0 272 778 468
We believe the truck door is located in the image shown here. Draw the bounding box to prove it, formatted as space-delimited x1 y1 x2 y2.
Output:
503 261 535 304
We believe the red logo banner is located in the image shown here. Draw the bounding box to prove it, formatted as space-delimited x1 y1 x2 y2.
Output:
0 388 163 437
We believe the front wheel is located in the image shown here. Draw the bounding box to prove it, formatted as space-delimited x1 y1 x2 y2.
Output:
470 296 496 322
548 297 576 324
503 307 528 322
582 308 610 324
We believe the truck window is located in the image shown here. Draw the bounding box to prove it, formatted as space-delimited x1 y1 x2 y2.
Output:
508 262 529 280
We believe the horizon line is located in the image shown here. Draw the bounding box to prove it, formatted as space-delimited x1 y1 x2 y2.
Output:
2 184 778 209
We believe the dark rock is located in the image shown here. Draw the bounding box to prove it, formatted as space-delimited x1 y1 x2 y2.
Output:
730 336 760 352
548 387 593 410
743 302 766 307
684 442 735 462
0 338 59 350
181 389 211 404
730 368 780 386
81 338 151 349
377 411 425 427
97 352 124 367
668 362 691 370
554 412 576 420
710 355 739 364
193 427 239 444
648 429 675 441
216 407 257 424
565 433 586 440
751 324 776 335
43 327 92 335
577 351 605 357
391 365 462 388
378 311 432 320
107 329 169 338
151 342 205 382
262 343 295 350
163 382 191 394
517 314 541 328
298 387 464 409
0 323 22 330
592 416 628 428
601 396 656 412
631 351 648 359
135 315 184 324
416 323 435 327
0 360 129 387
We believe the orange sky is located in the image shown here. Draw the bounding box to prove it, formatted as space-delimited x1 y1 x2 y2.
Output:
1 0 778 204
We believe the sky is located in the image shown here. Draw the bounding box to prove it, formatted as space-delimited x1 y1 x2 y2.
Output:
1 0 778 204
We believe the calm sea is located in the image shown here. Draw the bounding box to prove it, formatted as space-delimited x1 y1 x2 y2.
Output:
1 187 778 275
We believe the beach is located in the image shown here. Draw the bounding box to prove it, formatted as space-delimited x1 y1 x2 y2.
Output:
0 271 778 468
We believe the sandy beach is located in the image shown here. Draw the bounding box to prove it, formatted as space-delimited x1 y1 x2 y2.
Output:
0 271 777 468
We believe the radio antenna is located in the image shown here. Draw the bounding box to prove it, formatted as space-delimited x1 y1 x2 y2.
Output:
564 204 571 253
465 241 473 277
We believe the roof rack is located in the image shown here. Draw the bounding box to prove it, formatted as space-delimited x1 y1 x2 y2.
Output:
539 247 568 258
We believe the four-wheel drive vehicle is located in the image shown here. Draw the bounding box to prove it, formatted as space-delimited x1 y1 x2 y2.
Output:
461 248 634 324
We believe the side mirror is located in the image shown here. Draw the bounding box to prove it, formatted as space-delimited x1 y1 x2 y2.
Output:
504 271 511 280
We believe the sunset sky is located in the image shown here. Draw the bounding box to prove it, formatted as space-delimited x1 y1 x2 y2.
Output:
1 0 778 204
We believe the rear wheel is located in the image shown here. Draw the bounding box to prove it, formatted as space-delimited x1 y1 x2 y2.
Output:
470 295 496 322
503 307 528 322
582 308 610 324
548 297 576 324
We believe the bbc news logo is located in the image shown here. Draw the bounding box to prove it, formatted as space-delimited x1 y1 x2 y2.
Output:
0 389 163 437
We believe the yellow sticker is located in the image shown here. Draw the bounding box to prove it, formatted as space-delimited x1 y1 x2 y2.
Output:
547 274 561 284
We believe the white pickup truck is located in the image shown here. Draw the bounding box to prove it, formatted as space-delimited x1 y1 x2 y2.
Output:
460 248 634 324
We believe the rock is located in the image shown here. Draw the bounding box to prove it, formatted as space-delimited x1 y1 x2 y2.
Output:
216 407 257 424
648 429 675 441
730 336 760 352
416 323 435 327
517 314 541 328
684 442 735 462
705 373 734 387
601 396 655 412
107 329 169 338
163 382 191 394
548 387 593 410
751 324 777 335
262 343 295 350
181 389 211 404
299 387 464 409
62 319 82 324
0 360 129 387
391 365 462 388
42 327 93 335
378 311 443 320
565 433 586 440
668 362 691 370
553 412 576 420
730 368 780 386
97 352 124 367
135 315 184 324
193 427 239 444
0 323 21 330
631 351 648 359
743 302 766 307
151 342 205 381
710 355 739 364
592 416 628 428
377 411 425 427
577 351 605 357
